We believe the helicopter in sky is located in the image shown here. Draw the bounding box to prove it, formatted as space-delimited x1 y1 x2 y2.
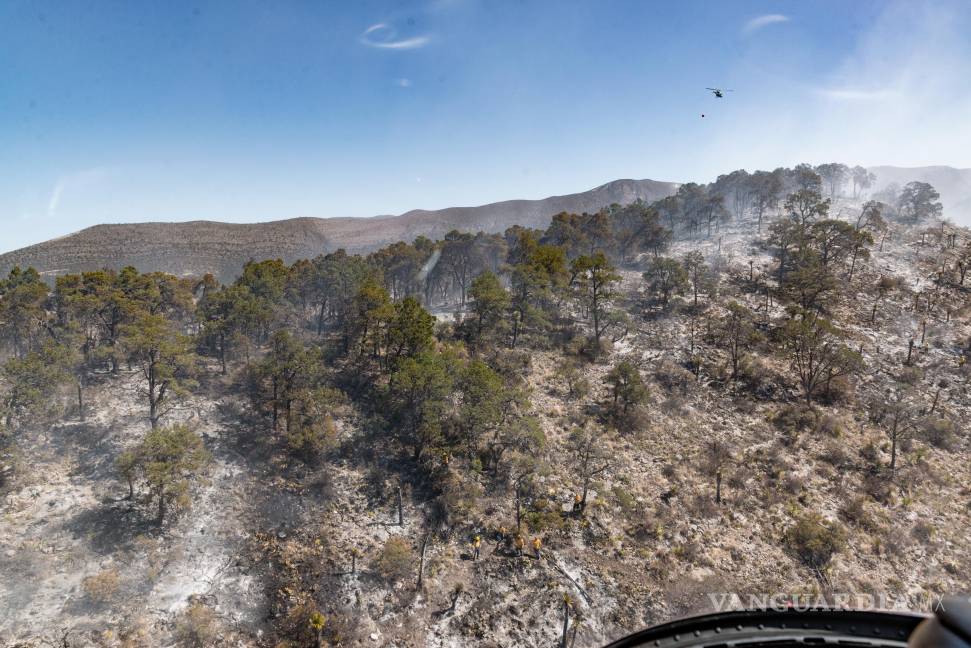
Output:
706 87 733 98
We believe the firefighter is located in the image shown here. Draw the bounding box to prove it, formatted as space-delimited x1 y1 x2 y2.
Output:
532 536 542 559
514 534 525 557
472 535 481 561
496 526 508 552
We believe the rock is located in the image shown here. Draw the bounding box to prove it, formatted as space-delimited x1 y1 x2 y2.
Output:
369 633 379 641
5 549 14 557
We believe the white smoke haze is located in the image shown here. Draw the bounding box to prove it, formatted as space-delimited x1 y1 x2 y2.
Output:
416 247 441 284
702 0 971 180
47 168 113 217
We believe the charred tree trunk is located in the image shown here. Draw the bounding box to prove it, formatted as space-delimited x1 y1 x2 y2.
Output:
416 533 429 590
561 598 571 648
396 484 404 526
77 377 85 422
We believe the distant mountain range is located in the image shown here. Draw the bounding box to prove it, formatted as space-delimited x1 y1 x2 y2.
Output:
0 178 676 281
1 166 968 282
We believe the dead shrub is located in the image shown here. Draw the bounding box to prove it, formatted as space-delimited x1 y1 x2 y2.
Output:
82 568 120 604
663 574 729 619
882 525 914 557
814 413 843 438
612 405 650 434
838 497 870 528
773 404 816 445
911 520 935 544
862 471 892 503
819 440 851 468
781 472 805 496
819 375 854 405
737 357 779 399
673 540 702 563
375 536 414 584
859 441 881 467
174 601 220 647
660 394 688 416
577 335 611 361
923 417 956 450
654 360 695 396
785 513 846 570
687 493 719 519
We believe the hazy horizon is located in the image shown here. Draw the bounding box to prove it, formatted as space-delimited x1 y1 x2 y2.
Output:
0 162 968 255
2 0 970 252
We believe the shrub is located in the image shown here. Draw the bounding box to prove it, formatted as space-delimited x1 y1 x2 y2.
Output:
612 485 637 514
862 471 891 503
773 404 816 445
814 413 843 438
737 357 778 399
911 520 935 543
578 335 611 361
82 568 120 604
287 414 337 462
434 473 482 527
555 359 590 400
523 509 566 533
605 361 649 424
174 601 220 647
882 524 914 557
923 418 956 450
785 512 846 569
859 441 881 466
672 540 702 563
661 463 678 481
687 493 719 519
375 537 414 584
491 349 533 380
819 440 850 468
838 497 870 528
654 360 694 396
819 375 853 405
660 394 688 416
781 472 805 495
0 450 18 492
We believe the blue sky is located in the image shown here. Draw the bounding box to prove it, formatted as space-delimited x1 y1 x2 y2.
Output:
1 0 969 252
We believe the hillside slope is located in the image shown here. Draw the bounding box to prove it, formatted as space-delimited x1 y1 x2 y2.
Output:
0 178 676 281
2 206 969 647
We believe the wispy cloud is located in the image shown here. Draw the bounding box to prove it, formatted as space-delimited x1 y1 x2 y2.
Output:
360 23 430 50
396 78 413 88
47 167 112 217
742 14 789 35
812 86 899 102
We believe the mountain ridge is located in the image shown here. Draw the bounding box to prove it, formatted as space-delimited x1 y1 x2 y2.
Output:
0 178 677 281
3 166 969 282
